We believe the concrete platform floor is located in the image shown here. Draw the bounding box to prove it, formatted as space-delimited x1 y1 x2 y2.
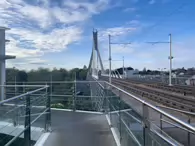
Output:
43 110 117 146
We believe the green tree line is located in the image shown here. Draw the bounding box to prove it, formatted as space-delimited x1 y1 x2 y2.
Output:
6 65 88 82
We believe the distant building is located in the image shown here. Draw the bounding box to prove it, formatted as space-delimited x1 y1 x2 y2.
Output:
178 72 184 76
125 69 139 78
186 75 195 86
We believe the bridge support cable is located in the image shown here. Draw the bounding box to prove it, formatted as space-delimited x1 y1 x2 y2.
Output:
87 30 105 80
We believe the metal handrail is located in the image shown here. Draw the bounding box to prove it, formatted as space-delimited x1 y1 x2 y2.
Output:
157 105 195 116
4 80 195 132
161 118 195 134
6 81 106 83
0 85 47 87
0 85 49 105
104 81 195 132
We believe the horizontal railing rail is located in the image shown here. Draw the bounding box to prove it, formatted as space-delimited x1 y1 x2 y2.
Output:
0 86 48 105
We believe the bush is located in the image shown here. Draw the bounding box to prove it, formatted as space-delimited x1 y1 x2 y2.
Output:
51 103 65 109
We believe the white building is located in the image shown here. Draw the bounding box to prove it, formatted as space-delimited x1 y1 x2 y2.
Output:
125 69 139 78
185 75 195 86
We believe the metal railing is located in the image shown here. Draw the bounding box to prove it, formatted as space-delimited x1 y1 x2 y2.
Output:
0 85 50 146
103 81 195 146
6 81 105 112
5 79 195 146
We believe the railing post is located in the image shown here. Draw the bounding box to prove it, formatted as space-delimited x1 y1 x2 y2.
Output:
14 78 16 96
188 117 191 146
108 85 112 126
143 103 150 146
45 86 51 132
24 94 31 146
23 82 25 94
72 81 76 111
160 113 163 133
104 82 108 114
50 74 52 97
119 90 122 144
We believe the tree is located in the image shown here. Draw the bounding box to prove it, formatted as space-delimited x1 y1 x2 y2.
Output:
6 67 18 82
78 69 87 80
17 71 28 82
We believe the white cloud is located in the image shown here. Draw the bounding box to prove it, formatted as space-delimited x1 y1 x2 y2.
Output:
19 5 52 28
111 45 134 54
124 39 195 70
8 26 82 53
6 26 82 66
99 26 138 40
127 20 140 25
99 34 195 70
64 0 110 14
0 0 112 29
0 0 113 69
97 23 142 65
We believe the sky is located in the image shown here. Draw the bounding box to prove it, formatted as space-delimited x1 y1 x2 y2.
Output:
1 0 195 71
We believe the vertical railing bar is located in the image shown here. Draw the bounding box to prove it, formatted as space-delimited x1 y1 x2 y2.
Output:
24 94 31 146
188 117 191 146
143 103 149 146
73 80 76 111
45 83 51 132
119 90 122 144
160 113 163 134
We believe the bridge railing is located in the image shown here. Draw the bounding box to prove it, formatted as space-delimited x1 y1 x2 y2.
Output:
5 80 195 146
0 85 50 146
6 81 105 112
103 81 195 146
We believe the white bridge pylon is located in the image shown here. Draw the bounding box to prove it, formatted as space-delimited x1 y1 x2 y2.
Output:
88 30 104 79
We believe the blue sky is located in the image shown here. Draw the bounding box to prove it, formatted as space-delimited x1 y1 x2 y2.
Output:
1 0 195 70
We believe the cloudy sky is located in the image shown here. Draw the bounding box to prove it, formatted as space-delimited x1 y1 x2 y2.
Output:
1 0 195 70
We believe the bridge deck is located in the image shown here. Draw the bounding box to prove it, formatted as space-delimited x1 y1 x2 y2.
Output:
43 110 116 146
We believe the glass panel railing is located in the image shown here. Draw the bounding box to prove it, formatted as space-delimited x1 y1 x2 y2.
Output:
0 85 50 146
5 80 195 146
104 81 194 146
